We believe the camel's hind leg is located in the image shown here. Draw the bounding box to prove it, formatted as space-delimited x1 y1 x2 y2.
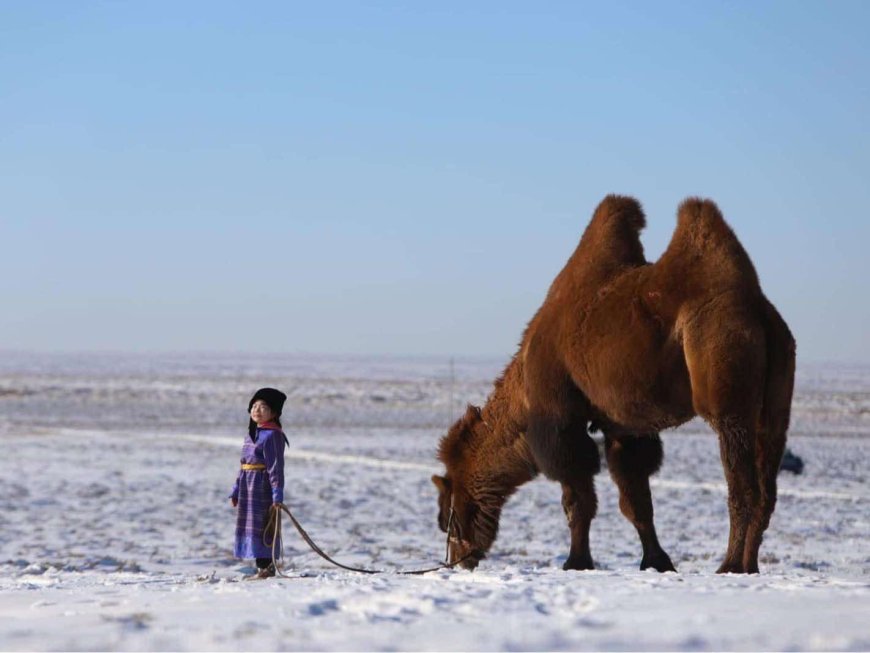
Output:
685 312 766 574
710 417 760 573
604 432 676 572
741 427 786 573
743 307 795 573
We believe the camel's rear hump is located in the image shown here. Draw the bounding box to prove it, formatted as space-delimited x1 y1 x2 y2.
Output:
658 198 760 292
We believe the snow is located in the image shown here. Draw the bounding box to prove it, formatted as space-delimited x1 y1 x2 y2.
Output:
0 353 868 651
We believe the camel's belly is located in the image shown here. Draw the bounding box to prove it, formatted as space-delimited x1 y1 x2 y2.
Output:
584 373 694 432
571 300 695 432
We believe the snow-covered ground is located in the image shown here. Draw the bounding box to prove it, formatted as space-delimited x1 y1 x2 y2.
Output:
0 353 868 651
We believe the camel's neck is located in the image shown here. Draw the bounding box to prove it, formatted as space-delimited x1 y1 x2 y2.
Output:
474 354 537 496
480 353 526 436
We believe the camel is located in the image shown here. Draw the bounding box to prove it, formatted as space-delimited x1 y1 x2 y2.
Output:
432 195 795 574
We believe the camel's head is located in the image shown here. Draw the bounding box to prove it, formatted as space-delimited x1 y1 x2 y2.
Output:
432 404 496 570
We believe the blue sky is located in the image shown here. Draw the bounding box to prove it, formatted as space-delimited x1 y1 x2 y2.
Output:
1 1 868 361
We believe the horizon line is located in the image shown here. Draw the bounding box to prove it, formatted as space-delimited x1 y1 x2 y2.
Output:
0 348 867 368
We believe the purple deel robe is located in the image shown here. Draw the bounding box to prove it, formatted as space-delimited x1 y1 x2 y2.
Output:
229 423 285 559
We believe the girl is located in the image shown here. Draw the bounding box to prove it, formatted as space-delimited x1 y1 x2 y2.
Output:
229 387 289 579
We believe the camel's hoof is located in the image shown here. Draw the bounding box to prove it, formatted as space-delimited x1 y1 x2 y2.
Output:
563 555 595 571
640 551 676 573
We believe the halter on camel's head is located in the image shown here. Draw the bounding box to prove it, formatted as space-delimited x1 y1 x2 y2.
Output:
432 404 498 570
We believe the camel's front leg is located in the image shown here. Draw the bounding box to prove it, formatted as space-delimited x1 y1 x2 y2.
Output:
560 475 597 570
521 348 599 571
525 415 600 571
604 432 676 572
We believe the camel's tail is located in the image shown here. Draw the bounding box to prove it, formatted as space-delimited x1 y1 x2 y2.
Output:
757 298 796 479
760 299 795 436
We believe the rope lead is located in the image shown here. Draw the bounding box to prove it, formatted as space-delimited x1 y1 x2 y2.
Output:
265 502 473 577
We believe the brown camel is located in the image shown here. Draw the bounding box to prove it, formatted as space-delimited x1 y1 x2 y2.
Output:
433 195 795 574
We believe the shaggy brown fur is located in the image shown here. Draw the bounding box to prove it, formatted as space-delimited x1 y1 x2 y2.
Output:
433 195 795 574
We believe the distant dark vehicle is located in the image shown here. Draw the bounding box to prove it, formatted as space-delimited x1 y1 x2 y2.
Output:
779 448 804 474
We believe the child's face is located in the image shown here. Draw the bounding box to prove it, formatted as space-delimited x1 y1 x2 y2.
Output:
250 400 275 425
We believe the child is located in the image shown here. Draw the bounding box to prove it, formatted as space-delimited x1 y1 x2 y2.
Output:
229 387 289 579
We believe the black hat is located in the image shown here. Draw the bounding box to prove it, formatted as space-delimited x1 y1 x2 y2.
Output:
248 387 287 416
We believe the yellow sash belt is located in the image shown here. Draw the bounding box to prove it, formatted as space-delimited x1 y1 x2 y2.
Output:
241 463 266 471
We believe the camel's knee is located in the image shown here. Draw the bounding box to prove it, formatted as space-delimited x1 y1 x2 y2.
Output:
561 480 598 525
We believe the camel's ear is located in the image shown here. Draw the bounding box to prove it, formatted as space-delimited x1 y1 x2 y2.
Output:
464 404 482 421
431 474 450 493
